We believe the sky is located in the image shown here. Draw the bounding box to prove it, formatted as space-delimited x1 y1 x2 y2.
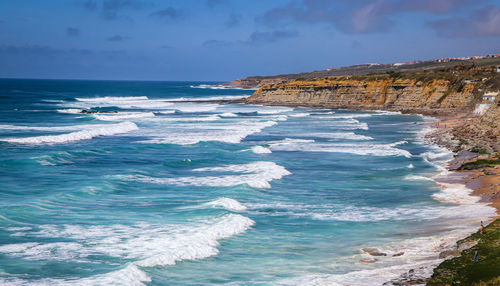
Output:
0 0 499 81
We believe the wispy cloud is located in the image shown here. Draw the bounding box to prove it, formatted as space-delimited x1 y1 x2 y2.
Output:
259 0 483 34
66 27 81 37
82 0 153 20
428 5 500 37
206 0 225 8
203 39 232 47
246 29 298 44
150 7 183 21
106 35 130 42
225 13 242 27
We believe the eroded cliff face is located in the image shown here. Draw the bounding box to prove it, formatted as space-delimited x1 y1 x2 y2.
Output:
245 78 478 113
481 96 500 132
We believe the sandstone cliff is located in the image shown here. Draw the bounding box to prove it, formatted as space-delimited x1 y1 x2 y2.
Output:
244 77 480 114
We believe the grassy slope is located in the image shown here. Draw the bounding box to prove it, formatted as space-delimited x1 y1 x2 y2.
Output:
428 219 500 285
242 57 500 81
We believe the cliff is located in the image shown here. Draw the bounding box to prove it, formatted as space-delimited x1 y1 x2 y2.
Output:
224 77 286 89
244 77 480 114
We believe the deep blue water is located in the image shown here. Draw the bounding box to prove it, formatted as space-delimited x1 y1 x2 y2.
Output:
0 79 494 285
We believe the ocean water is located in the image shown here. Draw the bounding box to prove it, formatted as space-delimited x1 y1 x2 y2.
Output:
0 79 495 286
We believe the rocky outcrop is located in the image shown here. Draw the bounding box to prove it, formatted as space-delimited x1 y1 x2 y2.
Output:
244 78 479 114
481 95 500 133
224 77 288 89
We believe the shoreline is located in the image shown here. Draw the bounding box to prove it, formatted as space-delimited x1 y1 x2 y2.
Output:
187 96 499 284
169 96 499 283
428 114 500 217
231 99 500 284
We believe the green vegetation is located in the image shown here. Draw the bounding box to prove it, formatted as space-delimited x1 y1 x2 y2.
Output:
428 219 500 286
242 57 500 82
470 146 489 155
458 159 500 170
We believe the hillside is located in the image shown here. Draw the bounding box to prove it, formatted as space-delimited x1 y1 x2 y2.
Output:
227 57 500 89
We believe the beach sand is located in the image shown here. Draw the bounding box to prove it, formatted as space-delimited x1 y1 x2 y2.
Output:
433 114 500 217
467 168 500 217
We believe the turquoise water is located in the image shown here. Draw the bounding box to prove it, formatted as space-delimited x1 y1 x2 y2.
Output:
0 79 495 285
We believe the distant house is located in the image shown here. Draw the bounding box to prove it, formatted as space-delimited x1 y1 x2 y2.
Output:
483 91 498 104
497 65 500 73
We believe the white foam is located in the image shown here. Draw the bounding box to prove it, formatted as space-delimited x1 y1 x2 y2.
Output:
247 201 493 222
373 110 403 115
117 161 290 189
256 107 294 114
173 103 219 113
78 264 151 286
56 109 82 114
0 242 89 262
314 118 369 130
76 96 149 102
0 124 100 131
0 264 151 286
301 132 373 140
270 138 315 145
28 214 253 265
280 261 434 286
269 140 412 158
251 146 272 154
145 114 221 122
219 112 238 117
403 175 435 182
165 95 248 101
138 120 278 145
421 147 454 173
408 164 414 169
203 198 247 212
189 84 256 91
155 110 176 114
1 214 254 285
432 183 481 205
6 226 32 231
325 113 374 119
265 114 288 121
1 122 138 144
288 203 492 286
93 112 155 121
68 96 175 110
289 113 310 117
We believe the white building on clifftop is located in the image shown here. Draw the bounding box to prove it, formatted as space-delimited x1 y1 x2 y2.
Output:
475 91 498 115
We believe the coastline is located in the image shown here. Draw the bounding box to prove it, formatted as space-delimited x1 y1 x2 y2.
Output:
428 114 500 217
232 98 500 284
181 89 497 284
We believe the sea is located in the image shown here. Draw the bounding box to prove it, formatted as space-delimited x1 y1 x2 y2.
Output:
0 79 495 286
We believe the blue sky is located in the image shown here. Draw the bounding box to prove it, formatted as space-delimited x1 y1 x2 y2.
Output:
0 0 499 81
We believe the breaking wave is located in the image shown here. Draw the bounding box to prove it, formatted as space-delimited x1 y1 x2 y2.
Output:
1 122 138 144
0 214 254 285
116 161 291 189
